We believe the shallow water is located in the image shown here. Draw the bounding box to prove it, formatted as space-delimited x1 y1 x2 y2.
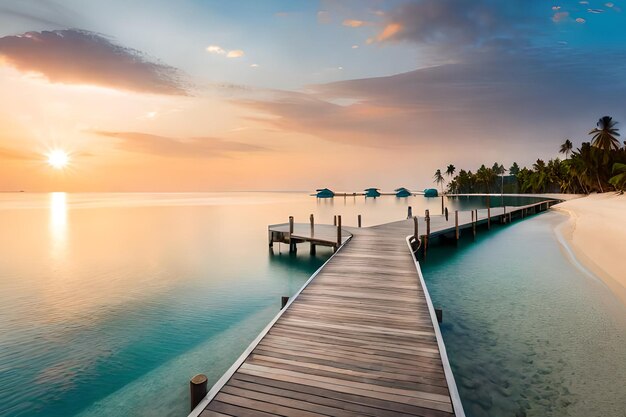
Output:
421 211 626 417
0 192 515 417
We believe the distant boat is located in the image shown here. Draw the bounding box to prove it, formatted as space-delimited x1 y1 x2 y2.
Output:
394 187 411 197
364 188 381 198
315 188 335 198
423 188 438 198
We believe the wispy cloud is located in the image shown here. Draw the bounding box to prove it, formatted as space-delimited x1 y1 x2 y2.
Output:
342 19 368 27
0 30 187 95
90 131 265 158
226 50 244 58
206 45 245 58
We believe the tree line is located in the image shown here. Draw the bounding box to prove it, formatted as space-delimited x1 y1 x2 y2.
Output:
435 116 626 195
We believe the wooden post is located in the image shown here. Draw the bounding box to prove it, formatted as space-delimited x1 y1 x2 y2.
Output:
289 216 294 234
407 206 412 219
190 374 208 412
425 210 431 255
455 210 459 243
413 216 418 239
503 205 507 224
288 216 296 253
487 207 491 229
268 229 273 248
445 207 449 221
358 214 362 228
281 296 289 309
333 215 337 226
310 214 316 255
435 308 443 323
472 210 477 238
336 215 342 249
441 196 444 215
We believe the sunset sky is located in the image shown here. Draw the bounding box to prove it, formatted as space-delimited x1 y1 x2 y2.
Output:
0 0 625 191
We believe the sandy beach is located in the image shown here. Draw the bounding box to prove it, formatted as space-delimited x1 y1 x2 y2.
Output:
555 193 626 306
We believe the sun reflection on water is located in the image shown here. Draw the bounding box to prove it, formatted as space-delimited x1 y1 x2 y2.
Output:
49 192 67 258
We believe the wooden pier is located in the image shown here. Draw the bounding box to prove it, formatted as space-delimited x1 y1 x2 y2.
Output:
189 199 561 417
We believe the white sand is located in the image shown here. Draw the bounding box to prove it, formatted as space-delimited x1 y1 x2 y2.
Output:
554 193 626 306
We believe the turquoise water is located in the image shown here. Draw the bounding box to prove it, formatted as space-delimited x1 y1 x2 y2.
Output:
421 211 626 417
0 192 505 417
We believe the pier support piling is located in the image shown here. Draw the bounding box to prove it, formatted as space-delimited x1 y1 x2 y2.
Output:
455 210 459 243
407 206 413 219
358 214 362 228
441 196 444 215
288 216 296 253
336 215 342 251
445 207 449 221
435 308 443 324
281 296 289 309
413 216 418 240
190 374 208 412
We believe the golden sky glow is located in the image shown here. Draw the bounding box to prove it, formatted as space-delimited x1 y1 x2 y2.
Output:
0 1 624 192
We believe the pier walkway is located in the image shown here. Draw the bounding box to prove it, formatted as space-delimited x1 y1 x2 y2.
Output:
190 199 560 417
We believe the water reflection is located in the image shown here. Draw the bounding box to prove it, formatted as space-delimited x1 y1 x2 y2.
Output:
49 192 67 258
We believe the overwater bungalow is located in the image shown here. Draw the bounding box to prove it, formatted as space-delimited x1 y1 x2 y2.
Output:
315 188 335 198
424 188 438 197
364 188 381 198
395 187 411 197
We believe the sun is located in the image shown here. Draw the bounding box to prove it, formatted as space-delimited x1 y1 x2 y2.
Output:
47 150 70 169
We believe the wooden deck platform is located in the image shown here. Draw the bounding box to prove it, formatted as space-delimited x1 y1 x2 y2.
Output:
189 199 562 417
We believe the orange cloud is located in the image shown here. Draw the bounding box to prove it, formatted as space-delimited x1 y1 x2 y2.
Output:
0 30 187 95
342 19 367 27
377 23 402 41
90 131 265 158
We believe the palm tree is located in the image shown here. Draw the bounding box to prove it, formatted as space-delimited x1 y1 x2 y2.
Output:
445 164 456 193
559 139 573 159
589 116 620 162
445 164 456 178
609 163 626 193
433 169 445 193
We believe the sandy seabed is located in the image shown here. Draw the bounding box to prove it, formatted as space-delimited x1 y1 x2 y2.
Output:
554 192 626 306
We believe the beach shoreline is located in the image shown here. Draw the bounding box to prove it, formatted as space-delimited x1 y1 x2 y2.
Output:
553 193 626 307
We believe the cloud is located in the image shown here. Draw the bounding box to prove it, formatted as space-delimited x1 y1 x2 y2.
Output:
206 45 226 54
0 146 35 160
233 47 626 152
0 29 187 95
90 131 265 158
226 50 244 58
342 19 367 27
552 11 570 22
206 45 244 58
372 0 536 50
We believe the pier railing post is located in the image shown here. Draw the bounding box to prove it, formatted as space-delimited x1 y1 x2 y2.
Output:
333 215 337 226
445 207 449 221
309 214 316 255
413 216 418 240
455 210 459 243
288 216 296 253
336 215 342 250
472 210 477 239
190 374 208 412
407 206 412 219
425 209 430 256
358 214 362 228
